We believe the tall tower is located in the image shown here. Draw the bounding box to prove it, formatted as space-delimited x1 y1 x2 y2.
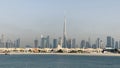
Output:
63 16 67 48
106 36 112 48
16 38 20 48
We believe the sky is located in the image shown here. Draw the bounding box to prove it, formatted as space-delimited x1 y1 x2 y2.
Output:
0 0 120 46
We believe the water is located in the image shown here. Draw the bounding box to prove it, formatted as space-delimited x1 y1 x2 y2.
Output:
0 54 120 68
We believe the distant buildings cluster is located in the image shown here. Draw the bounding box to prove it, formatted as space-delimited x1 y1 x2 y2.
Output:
33 35 120 50
5 38 20 48
34 36 77 49
0 34 20 48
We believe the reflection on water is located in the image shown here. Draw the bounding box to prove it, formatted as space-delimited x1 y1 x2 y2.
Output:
0 54 120 68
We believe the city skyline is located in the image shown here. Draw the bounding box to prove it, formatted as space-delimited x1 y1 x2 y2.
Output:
0 0 120 46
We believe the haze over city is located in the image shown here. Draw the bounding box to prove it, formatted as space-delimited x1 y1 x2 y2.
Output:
0 0 120 47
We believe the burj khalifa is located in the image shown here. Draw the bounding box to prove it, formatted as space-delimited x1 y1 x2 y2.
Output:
62 16 67 48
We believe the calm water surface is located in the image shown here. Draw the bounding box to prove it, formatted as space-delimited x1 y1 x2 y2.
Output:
0 54 120 68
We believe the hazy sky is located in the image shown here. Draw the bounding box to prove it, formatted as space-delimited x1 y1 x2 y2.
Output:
0 0 120 46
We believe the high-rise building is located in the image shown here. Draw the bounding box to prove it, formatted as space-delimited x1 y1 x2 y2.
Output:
5 40 9 48
40 36 50 48
115 41 119 49
10 40 14 48
106 36 112 48
16 38 20 48
100 40 104 49
46 36 50 48
112 38 114 48
34 39 38 48
80 40 86 48
96 38 100 48
49 44 52 48
88 37 91 48
119 41 120 49
53 39 57 48
62 16 67 48
86 41 90 48
41 37 45 48
72 38 76 48
67 39 72 48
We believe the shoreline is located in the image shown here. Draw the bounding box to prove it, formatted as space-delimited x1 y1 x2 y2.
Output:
1 52 120 56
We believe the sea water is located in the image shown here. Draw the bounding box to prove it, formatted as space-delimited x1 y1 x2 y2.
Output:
0 54 120 68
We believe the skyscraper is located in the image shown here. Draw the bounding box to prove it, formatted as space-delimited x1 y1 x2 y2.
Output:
112 38 114 48
86 41 90 48
40 36 50 48
5 40 9 48
88 37 91 48
72 38 76 48
46 36 50 48
53 39 57 48
106 36 114 48
80 40 86 48
16 38 20 48
96 38 100 48
41 37 45 48
62 16 67 48
67 39 72 48
119 41 120 49
115 41 119 49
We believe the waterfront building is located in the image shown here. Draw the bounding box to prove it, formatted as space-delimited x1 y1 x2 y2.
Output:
53 39 57 48
100 40 104 49
88 37 92 48
41 37 46 48
16 38 20 48
67 39 72 48
41 36 50 48
80 40 86 48
86 41 91 48
13 41 16 48
49 44 52 48
10 40 14 48
46 36 50 48
96 38 100 48
41 37 45 48
115 41 119 49
5 40 9 48
119 41 120 49
72 38 76 48
112 38 114 48
106 36 112 48
13 38 20 48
